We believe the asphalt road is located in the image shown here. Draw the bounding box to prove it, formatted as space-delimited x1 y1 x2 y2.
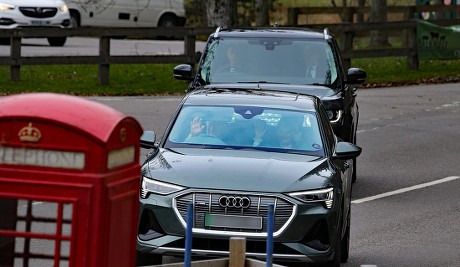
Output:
0 37 206 56
2 36 458 266
91 82 460 267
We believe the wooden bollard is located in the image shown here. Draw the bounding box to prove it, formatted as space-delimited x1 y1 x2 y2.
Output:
229 237 246 267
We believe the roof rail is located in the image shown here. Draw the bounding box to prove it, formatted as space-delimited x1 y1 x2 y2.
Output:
323 28 331 40
213 26 222 38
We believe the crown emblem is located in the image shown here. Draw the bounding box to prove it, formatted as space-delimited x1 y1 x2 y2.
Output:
18 123 42 142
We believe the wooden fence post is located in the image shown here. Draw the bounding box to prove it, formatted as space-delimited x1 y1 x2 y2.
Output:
98 36 110 85
341 25 353 71
184 34 197 66
407 21 419 70
229 237 246 267
287 8 299 26
10 35 21 82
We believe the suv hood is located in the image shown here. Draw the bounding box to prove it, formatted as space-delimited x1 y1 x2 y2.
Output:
202 83 338 99
142 148 332 193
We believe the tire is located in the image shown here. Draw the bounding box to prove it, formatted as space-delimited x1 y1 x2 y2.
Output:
352 158 357 183
136 251 162 266
0 38 10 45
316 213 342 267
340 206 351 263
70 12 79 28
352 135 357 183
159 14 178 27
47 37 67 47
158 14 177 40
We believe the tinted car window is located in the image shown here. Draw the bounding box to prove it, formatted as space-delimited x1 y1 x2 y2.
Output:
166 105 324 156
199 38 338 86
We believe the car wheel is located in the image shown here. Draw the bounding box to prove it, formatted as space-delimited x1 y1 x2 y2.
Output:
47 37 67 47
136 251 162 266
340 206 351 262
0 38 11 45
70 12 79 28
352 158 357 183
316 216 342 267
352 136 357 183
159 14 177 27
158 14 177 40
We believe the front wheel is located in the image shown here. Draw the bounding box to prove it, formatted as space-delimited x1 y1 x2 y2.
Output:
352 158 357 183
70 12 79 28
0 38 10 45
340 206 351 262
316 218 342 267
352 136 357 183
47 37 67 47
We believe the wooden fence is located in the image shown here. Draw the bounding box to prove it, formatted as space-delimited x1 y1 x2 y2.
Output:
1 5 460 85
0 27 212 85
287 4 460 24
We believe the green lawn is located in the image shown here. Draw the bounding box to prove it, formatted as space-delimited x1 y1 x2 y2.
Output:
1 58 459 96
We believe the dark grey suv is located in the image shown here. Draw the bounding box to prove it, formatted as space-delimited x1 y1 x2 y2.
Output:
174 26 366 182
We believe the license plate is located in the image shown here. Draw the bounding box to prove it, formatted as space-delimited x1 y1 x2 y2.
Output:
205 213 262 230
30 20 51 26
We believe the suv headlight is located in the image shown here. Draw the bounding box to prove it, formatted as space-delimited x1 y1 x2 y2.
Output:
288 187 334 209
0 3 15 11
141 176 184 198
326 110 343 124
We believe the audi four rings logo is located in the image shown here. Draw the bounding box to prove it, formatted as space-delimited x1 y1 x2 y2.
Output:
218 195 251 208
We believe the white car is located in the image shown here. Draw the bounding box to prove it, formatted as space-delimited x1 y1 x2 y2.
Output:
66 0 186 28
0 0 71 46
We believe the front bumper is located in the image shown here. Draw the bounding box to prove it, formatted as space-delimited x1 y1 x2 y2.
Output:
0 9 70 29
137 189 341 263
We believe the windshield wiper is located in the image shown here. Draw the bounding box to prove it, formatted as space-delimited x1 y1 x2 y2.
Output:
238 81 290 85
309 83 334 88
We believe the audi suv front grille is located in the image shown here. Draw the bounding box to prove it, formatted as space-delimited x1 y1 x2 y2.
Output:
19 7 58 18
174 192 295 236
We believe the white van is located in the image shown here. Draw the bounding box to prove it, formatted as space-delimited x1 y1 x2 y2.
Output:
66 0 186 28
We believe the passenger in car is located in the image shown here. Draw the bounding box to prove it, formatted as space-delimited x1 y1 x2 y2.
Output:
304 45 329 80
216 45 246 73
270 116 311 150
185 116 227 144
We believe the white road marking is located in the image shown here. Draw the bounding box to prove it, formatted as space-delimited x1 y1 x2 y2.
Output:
352 176 460 204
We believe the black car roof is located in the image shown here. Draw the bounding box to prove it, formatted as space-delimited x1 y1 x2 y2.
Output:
183 89 320 112
211 27 329 40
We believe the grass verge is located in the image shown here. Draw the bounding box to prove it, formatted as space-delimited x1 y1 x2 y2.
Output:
1 58 459 96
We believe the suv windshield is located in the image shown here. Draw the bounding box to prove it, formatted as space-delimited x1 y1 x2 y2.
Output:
199 37 338 86
166 105 325 156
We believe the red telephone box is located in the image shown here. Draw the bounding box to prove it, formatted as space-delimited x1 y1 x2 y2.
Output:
0 93 143 267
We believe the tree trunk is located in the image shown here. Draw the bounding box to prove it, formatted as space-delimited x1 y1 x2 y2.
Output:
369 0 390 47
206 0 237 27
255 0 269 26
357 0 366 22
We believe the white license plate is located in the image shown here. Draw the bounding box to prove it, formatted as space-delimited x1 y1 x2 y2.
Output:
205 213 262 230
30 20 51 26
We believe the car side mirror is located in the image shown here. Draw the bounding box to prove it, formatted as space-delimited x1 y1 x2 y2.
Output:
333 142 362 160
173 64 194 81
346 68 367 84
140 130 157 149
